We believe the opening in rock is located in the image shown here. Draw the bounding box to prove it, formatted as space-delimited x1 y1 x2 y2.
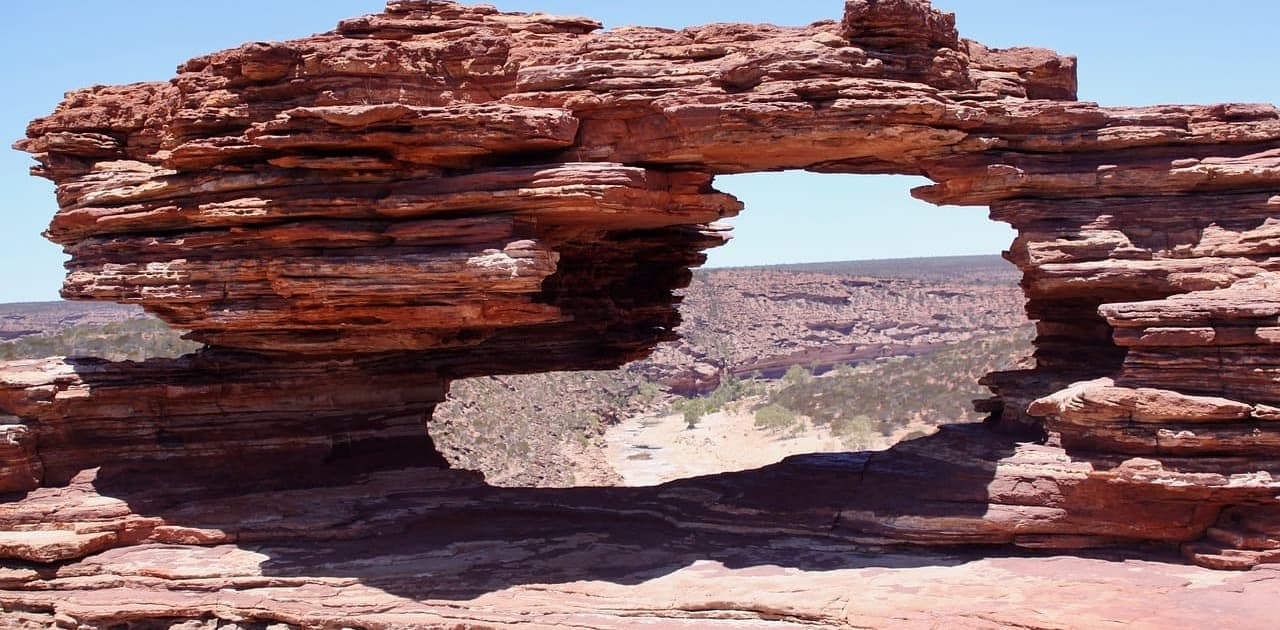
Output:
707 172 1015 267
431 171 1040 487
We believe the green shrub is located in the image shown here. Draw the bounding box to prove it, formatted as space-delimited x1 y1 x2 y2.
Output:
673 397 716 429
753 403 798 432
683 407 703 429
831 414 875 449
782 365 813 387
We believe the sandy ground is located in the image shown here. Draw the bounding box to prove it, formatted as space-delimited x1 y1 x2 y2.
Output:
604 401 846 485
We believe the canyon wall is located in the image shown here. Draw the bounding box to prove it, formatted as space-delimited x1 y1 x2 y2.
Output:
3 0 1280 626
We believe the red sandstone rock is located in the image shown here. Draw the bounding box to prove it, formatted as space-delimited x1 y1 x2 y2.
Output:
5 0 1280 625
0 427 1274 627
1030 378 1255 425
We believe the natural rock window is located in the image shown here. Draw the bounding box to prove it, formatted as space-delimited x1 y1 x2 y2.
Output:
3 3 1280 625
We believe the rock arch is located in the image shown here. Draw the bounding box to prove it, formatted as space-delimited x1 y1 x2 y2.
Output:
4 2 1280 618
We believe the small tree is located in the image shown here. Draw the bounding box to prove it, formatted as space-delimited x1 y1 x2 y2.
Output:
684 406 703 430
782 364 813 387
753 403 797 432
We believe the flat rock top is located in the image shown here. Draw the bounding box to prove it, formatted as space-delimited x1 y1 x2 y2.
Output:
36 537 1279 629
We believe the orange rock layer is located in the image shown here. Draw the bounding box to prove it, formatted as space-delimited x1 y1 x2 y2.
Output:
4 0 1280 625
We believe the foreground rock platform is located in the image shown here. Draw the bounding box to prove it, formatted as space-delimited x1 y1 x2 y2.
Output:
5 0 1280 625
0 427 1276 629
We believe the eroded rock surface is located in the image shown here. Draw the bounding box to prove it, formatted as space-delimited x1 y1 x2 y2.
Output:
5 0 1280 626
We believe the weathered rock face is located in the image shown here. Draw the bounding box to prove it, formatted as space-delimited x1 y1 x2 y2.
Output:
0 352 449 493
3 430 1279 629
5 0 1280 625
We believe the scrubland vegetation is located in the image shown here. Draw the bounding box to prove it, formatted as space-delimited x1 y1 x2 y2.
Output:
665 326 1034 449
0 317 201 361
431 368 662 486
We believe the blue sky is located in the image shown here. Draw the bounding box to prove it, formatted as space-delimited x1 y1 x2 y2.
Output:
2 1 1277 302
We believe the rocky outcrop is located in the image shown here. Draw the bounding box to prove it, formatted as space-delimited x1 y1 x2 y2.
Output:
0 426 1276 628
0 353 449 493
5 0 1280 625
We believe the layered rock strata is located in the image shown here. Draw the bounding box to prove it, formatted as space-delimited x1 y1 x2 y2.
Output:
5 0 1280 624
1 427 1277 629
0 353 449 493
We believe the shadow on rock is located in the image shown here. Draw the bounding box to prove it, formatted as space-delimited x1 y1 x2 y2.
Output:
66 424 1039 600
